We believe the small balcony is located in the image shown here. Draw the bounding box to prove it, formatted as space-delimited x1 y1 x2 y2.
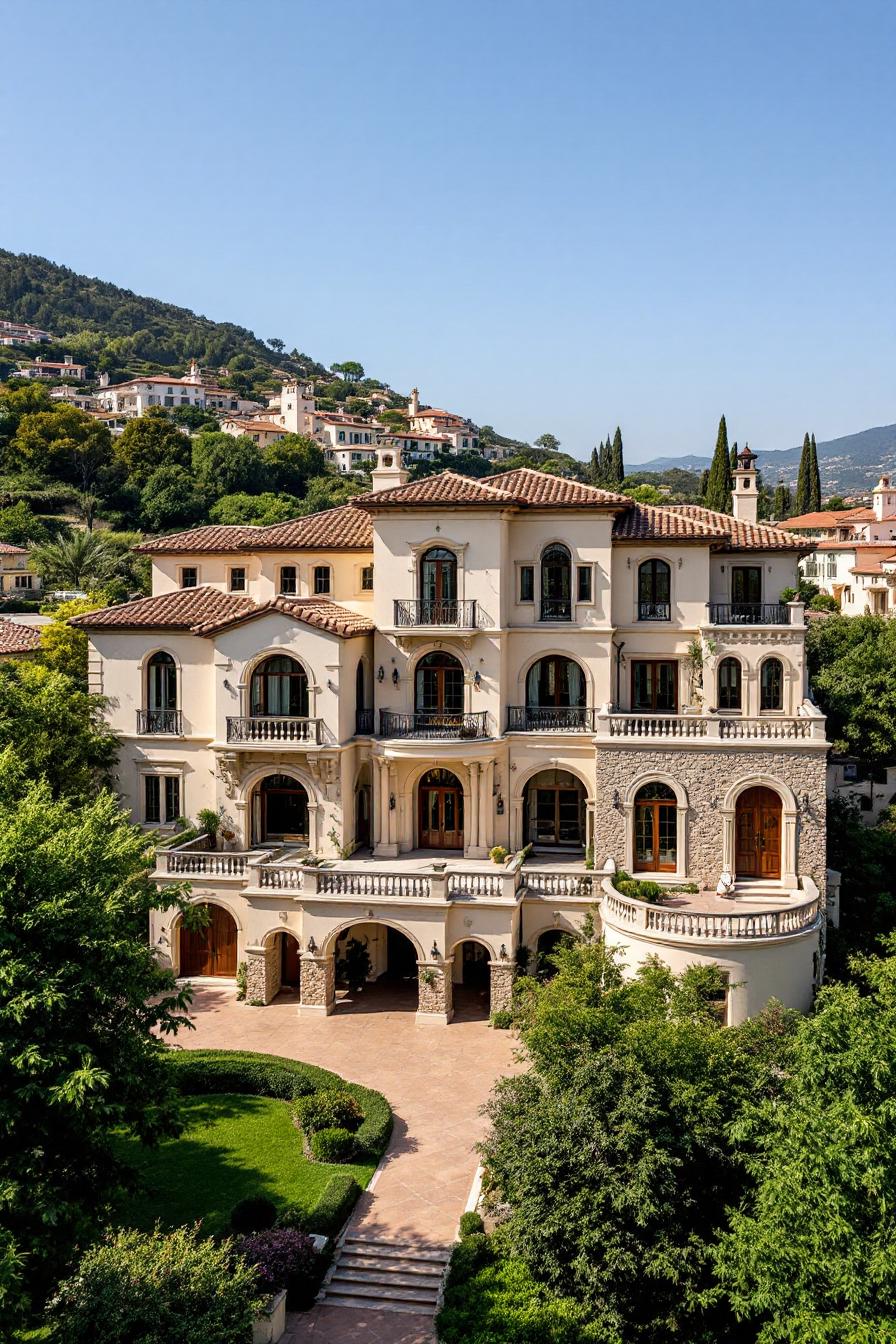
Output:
355 708 374 735
136 709 183 735
506 706 597 732
393 599 478 628
638 600 670 621
708 603 790 625
226 716 322 745
379 709 490 740
539 598 571 622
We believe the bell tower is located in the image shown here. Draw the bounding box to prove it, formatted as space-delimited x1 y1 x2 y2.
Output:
370 444 409 493
731 443 759 524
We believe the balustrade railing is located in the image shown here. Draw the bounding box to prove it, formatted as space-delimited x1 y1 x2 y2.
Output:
447 871 504 899
355 708 374 735
226 716 321 744
708 603 790 625
316 869 433 899
159 846 250 877
638 600 671 621
606 714 708 739
393 599 478 627
719 717 813 740
539 598 572 621
602 881 821 940
379 709 490 739
523 870 594 898
255 864 305 890
506 706 597 732
137 708 183 735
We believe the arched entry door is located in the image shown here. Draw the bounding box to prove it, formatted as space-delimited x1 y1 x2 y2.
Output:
254 775 309 843
279 932 301 988
180 904 237 977
524 770 585 849
419 768 464 849
735 786 782 879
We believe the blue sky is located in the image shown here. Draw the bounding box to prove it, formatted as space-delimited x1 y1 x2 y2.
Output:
3 0 893 462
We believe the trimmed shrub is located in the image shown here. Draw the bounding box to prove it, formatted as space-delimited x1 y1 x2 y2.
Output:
489 845 509 864
277 1203 309 1232
616 878 663 902
167 1049 336 1100
230 1194 277 1234
490 1010 513 1030
47 1224 264 1344
459 1211 485 1238
309 1174 360 1238
293 1088 364 1135
445 1232 492 1288
311 1127 357 1163
348 1083 393 1161
237 1226 319 1310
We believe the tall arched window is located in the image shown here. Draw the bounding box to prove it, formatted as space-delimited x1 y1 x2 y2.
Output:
638 560 671 620
523 656 586 728
355 660 371 734
760 658 784 711
717 657 742 711
419 547 457 623
634 782 678 871
144 651 178 733
250 655 309 717
540 544 572 621
415 651 463 713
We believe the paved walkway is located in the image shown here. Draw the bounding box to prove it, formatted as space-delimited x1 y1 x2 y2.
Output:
179 982 520 1343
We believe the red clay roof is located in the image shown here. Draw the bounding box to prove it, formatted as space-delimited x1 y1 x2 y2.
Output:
0 541 29 556
777 506 874 530
134 524 258 554
69 587 372 638
0 618 41 655
815 539 896 552
356 467 629 510
135 505 373 554
490 467 630 507
614 502 808 551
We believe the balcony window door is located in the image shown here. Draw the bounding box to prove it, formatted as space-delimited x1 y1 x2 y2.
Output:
418 768 464 849
419 548 457 623
255 774 309 843
147 651 177 713
731 566 762 607
717 657 742 711
540 544 572 621
250 655 309 717
760 658 784 711
524 656 586 727
634 782 678 872
415 651 464 716
638 559 671 620
524 769 585 849
631 660 677 713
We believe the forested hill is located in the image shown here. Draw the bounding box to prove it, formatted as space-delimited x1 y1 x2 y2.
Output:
0 249 330 381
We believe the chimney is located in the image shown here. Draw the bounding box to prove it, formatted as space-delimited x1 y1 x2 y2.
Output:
408 386 420 418
370 444 409 492
731 443 759 524
873 475 895 523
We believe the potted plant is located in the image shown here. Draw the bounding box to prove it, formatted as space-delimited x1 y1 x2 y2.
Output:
197 808 221 851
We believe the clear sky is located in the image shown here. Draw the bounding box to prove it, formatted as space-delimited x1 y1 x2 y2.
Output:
3 0 893 462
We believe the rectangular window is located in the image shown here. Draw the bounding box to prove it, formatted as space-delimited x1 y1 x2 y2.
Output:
144 775 160 823
731 566 762 605
180 567 198 588
577 565 592 602
13 575 32 589
229 567 246 593
631 660 677 712
279 566 297 595
313 565 331 595
164 775 180 822
144 774 180 824
361 565 374 591
519 565 534 602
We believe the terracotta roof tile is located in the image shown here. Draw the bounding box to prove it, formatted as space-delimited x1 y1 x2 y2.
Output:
135 504 372 554
0 618 41 655
356 467 629 510
134 524 259 554
777 507 873 529
489 467 630 507
612 502 727 542
0 541 29 555
69 587 373 639
613 502 808 550
662 504 808 551
194 595 374 637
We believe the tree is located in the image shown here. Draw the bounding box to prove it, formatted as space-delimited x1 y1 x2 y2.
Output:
794 432 812 515
0 500 50 546
714 941 896 1344
825 495 846 511
772 480 792 519
139 464 208 533
533 433 561 454
112 409 191 488
0 659 117 795
209 491 302 526
609 426 625 487
39 595 111 685
166 404 219 433
262 434 326 495
705 415 733 513
331 360 364 383
730 440 739 471
808 432 821 512
12 405 114 495
825 797 896 976
588 445 600 484
267 337 286 353
296 475 365 515
806 614 896 766
32 530 118 591
699 467 710 499
190 431 268 498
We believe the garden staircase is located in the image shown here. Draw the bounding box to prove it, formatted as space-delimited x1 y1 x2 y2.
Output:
319 1232 450 1315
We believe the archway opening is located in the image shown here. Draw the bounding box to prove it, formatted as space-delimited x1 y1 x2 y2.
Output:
250 654 309 718
418 767 464 850
735 786 782 880
252 774 309 844
634 782 678 872
452 940 491 1019
278 932 301 990
535 928 572 981
523 769 586 850
333 921 419 1013
179 903 237 978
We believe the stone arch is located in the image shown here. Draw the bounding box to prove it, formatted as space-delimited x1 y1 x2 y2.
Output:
515 649 593 705
446 933 500 959
321 916 426 964
407 641 473 678
241 763 321 849
240 646 317 719
170 895 243 978
511 760 595 853
622 770 689 877
720 774 798 887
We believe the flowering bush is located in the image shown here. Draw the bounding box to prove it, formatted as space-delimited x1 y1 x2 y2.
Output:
237 1226 319 1309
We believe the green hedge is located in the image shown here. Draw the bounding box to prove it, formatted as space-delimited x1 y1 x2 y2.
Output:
309 1174 360 1238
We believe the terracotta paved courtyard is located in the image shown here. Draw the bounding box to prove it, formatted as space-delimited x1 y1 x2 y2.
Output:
178 982 520 1343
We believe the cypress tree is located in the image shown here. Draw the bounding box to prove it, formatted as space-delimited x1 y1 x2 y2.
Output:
730 441 739 471
808 433 821 512
610 426 625 487
705 415 733 512
699 468 710 499
795 433 811 515
773 480 792 519
598 439 611 485
589 445 600 485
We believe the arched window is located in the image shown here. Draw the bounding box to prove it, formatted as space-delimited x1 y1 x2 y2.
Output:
717 657 742 711
540 544 572 621
638 560 671 620
250 655 309 717
147 651 177 711
415 651 463 713
419 547 457 623
255 774 309 842
524 656 586 728
760 658 784 711
355 660 371 734
634 782 678 872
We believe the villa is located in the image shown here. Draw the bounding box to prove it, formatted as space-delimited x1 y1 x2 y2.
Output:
73 449 830 1028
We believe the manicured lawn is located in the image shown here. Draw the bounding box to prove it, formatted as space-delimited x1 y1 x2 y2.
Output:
116 1093 374 1238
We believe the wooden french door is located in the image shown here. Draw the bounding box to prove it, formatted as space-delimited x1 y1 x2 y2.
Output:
280 933 301 987
735 787 782 879
530 785 584 848
634 785 678 871
419 769 464 849
180 904 237 977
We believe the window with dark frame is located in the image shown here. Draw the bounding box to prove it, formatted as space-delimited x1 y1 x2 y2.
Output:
279 565 297 595
631 659 677 712
519 565 534 602
637 559 671 620
717 656 742 711
760 658 784 711
144 775 160 823
313 565 331 595
180 566 198 588
361 565 374 591
577 565 592 602
229 567 246 593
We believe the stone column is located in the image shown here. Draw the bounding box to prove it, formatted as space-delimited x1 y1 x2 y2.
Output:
299 953 336 1016
416 959 454 1025
480 760 494 852
244 942 281 1005
372 759 382 847
489 959 515 1015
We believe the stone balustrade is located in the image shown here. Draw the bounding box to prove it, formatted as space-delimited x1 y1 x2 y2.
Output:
594 706 827 743
600 877 821 942
523 869 595 899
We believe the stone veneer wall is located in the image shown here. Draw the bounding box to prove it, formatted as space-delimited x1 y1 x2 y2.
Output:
301 954 335 1009
417 962 453 1018
245 943 281 1005
489 962 515 1013
594 746 827 892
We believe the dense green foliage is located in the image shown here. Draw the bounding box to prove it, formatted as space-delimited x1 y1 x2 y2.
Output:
806 614 896 764
794 430 821 514
0 659 116 796
704 414 733 511
825 798 896 976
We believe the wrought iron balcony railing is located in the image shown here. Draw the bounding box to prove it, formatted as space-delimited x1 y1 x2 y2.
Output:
708 603 790 625
355 708 374 735
539 598 572 621
393 598 478 627
638 600 671 621
379 709 490 739
506 705 597 732
136 709 183 735
226 716 322 744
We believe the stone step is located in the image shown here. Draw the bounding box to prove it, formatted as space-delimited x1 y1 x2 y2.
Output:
338 1254 444 1277
341 1237 450 1263
323 1279 439 1306
334 1266 443 1290
323 1293 436 1316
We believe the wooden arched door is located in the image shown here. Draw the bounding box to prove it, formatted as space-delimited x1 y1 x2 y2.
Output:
180 903 237 977
418 768 464 849
735 787 782 879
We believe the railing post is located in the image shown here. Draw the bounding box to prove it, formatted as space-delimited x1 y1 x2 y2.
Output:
786 599 804 627
430 870 448 901
300 866 320 896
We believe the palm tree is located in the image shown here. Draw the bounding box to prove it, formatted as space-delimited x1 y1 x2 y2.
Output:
32 531 117 591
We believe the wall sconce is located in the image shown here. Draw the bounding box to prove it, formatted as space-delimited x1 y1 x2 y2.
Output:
473 670 481 688
612 789 621 810
306 936 317 955
496 795 504 815
799 793 811 815
377 666 385 683
389 793 396 810
392 667 400 686
430 942 440 960
499 944 508 960
278 910 289 922
223 678 233 692
677 557 683 569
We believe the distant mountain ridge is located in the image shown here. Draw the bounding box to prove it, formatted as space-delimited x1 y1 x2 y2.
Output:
631 424 896 496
